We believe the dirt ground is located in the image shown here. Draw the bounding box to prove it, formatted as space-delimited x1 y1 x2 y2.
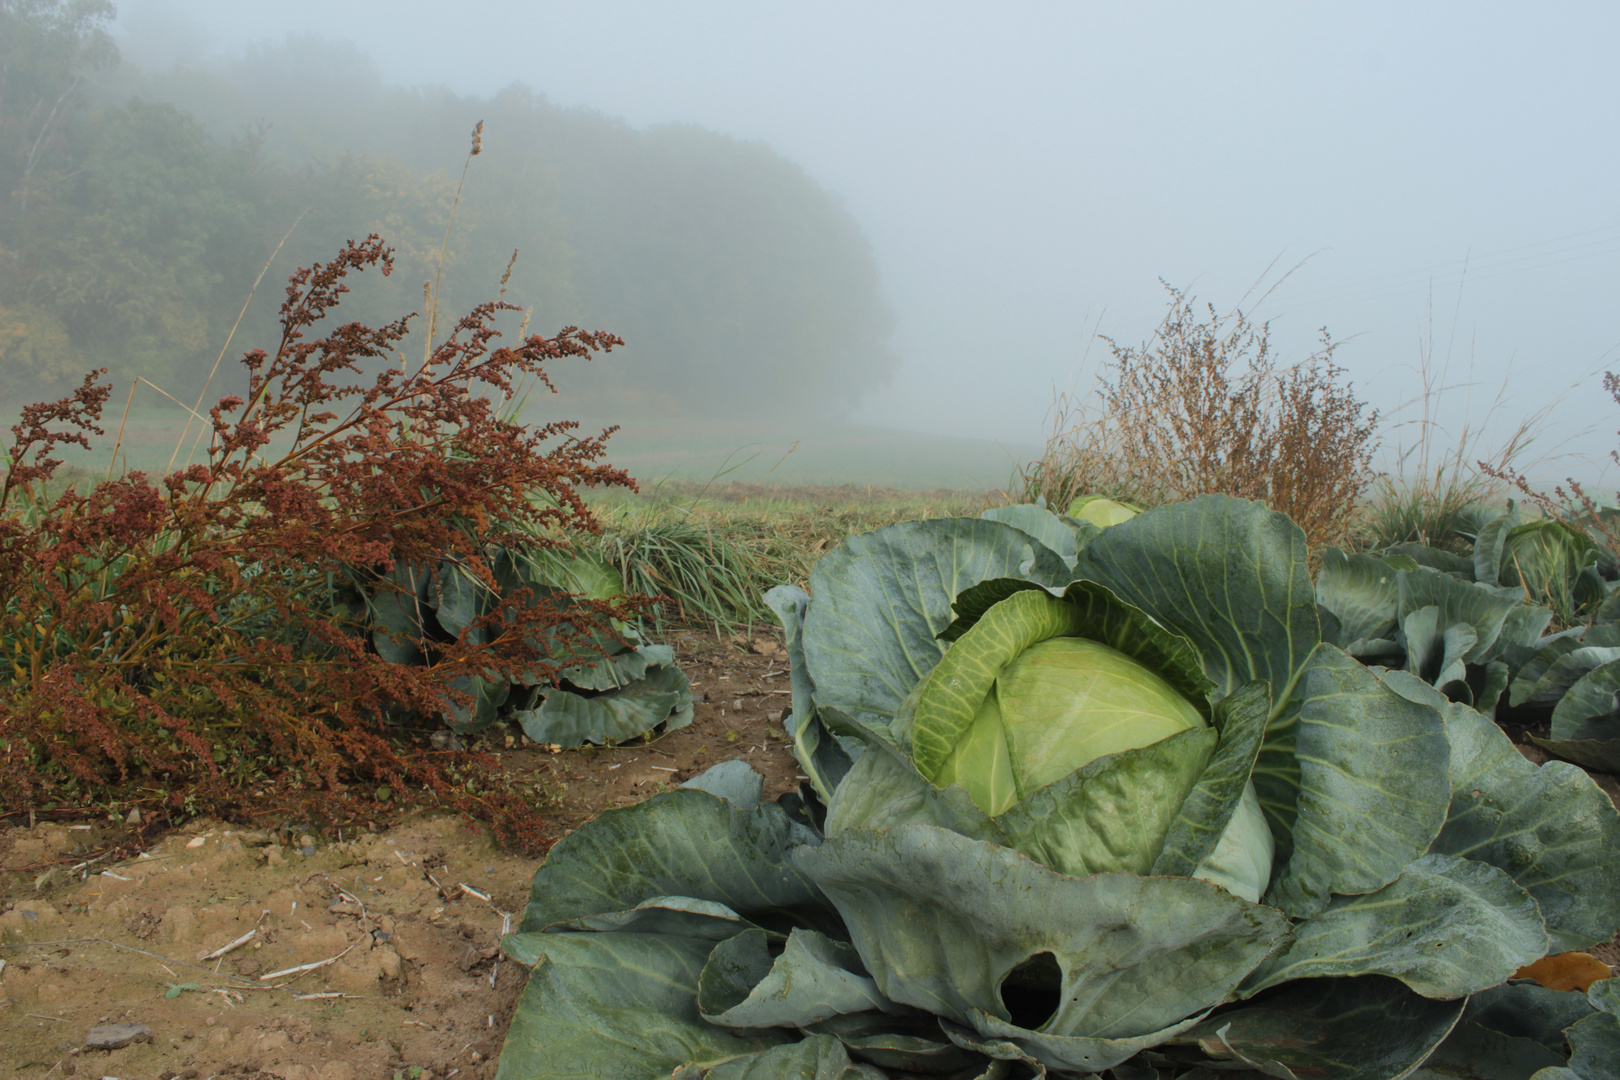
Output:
0 630 802 1080
1 629 1617 1080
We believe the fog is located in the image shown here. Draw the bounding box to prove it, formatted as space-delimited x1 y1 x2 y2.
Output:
105 1 1620 485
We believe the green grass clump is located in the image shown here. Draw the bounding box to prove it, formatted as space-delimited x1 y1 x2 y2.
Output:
577 484 989 632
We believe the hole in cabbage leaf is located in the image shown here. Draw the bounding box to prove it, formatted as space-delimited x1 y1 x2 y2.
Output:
1439 678 1474 706
998 951 1062 1030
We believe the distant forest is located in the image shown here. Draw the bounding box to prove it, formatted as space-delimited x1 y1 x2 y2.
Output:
0 2 895 415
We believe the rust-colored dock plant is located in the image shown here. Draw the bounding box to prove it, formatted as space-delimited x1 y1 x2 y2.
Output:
0 236 638 849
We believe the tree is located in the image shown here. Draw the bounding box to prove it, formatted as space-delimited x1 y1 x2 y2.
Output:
0 0 118 226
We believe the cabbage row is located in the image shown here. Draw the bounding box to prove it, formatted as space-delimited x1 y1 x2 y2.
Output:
494 496 1620 1079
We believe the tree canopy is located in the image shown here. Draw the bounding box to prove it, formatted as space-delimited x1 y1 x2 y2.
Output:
0 10 894 415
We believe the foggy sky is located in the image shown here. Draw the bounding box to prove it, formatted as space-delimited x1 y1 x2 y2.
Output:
110 0 1620 485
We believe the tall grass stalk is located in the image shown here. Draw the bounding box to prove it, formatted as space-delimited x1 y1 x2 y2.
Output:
1357 285 1592 552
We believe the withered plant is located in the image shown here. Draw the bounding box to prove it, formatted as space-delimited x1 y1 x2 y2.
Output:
1485 370 1620 564
0 236 638 849
1019 285 1380 549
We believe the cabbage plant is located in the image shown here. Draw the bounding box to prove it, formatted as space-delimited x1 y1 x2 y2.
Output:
362 544 691 743
495 497 1620 1079
1316 503 1620 774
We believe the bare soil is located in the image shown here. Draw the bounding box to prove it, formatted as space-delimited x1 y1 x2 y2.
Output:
1 629 1617 1080
0 630 801 1080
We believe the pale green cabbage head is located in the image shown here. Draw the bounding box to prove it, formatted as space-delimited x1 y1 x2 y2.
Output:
1066 494 1141 527
887 586 1276 902
932 637 1205 813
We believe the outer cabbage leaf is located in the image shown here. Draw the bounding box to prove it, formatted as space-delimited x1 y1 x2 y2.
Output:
1398 605 1476 693
1473 507 1518 586
1315 547 1401 649
369 561 431 665
1511 634 1592 706
765 585 856 804
680 758 766 807
697 928 906 1029
1153 681 1271 884
1264 647 1450 917
1520 646 1620 709
442 671 510 734
802 1012 984 1073
979 503 1095 569
1387 542 1476 579
794 824 1290 1058
941 1012 1209 1076
1500 602 1557 654
1380 669 1620 952
1073 495 1320 855
559 641 676 691
1169 975 1466 1080
512 660 693 746
1564 1016 1620 1080
822 716 1000 842
1396 566 1525 665
493 932 789 1080
1411 1021 1567 1079
800 518 1070 730
1243 853 1547 999
703 1035 886 1080
537 896 764 941
517 784 826 935
430 559 485 638
1447 981 1600 1069
1530 657 1620 772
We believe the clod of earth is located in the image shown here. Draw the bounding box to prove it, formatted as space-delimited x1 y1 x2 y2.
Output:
85 1022 152 1049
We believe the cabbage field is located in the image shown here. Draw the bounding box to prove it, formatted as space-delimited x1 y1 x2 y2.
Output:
494 495 1620 1079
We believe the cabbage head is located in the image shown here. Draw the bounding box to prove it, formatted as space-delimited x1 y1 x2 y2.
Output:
495 497 1620 1080
879 587 1276 902
1065 493 1140 527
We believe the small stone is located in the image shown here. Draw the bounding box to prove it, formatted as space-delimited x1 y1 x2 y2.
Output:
186 836 206 848
183 1031 195 1039
182 1070 200 1079
85 1022 152 1049
125 808 142 825
299 834 315 849
205 1017 217 1027
299 846 316 857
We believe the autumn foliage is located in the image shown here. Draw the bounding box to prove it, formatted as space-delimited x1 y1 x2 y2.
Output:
0 237 638 848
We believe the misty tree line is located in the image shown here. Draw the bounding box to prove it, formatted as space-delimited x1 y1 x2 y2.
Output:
0 1 895 414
